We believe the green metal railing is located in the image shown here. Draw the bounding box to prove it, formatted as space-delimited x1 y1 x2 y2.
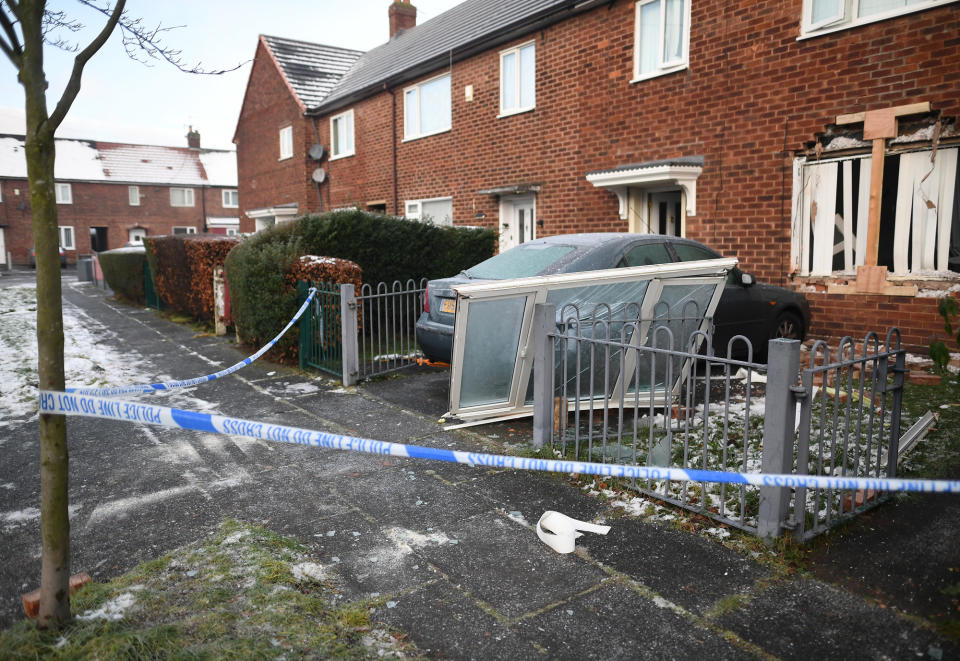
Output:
298 281 344 377
144 261 163 310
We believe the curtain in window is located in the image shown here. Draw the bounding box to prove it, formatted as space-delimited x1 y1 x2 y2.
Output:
502 51 517 111
663 0 685 65
638 1 660 75
519 45 535 109
403 89 417 137
418 75 451 135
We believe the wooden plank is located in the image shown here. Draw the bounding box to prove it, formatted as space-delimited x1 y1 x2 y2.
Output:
937 148 958 271
813 161 838 275
836 111 866 125
843 160 854 271
866 140 885 266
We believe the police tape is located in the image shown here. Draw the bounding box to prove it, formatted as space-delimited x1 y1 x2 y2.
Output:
38 390 960 495
67 288 318 397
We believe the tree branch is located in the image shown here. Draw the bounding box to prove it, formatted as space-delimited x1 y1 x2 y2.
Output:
47 0 125 131
0 1 24 66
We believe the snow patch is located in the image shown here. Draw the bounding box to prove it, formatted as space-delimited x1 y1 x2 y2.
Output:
77 592 137 621
291 562 325 582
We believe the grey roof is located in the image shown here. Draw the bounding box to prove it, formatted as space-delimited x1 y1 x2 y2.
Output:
587 156 706 177
313 0 587 113
261 35 364 109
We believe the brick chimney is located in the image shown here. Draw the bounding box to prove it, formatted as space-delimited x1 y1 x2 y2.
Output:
186 126 201 149
388 0 416 39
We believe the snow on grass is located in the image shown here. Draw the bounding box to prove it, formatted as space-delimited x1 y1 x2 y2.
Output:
76 591 138 621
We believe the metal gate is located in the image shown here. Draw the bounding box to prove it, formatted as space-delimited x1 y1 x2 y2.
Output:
298 281 343 378
144 261 162 310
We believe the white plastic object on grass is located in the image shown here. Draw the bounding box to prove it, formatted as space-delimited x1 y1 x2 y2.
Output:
536 511 610 554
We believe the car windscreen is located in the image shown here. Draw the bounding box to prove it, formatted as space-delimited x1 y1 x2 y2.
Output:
465 244 577 279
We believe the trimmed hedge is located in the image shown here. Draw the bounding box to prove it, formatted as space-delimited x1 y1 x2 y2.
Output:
98 247 147 304
144 235 239 320
225 210 495 361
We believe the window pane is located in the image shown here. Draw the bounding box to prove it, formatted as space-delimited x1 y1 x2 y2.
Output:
466 244 576 279
344 113 354 153
519 45 535 109
502 51 517 111
858 0 915 17
128 186 139 206
663 0 684 64
421 199 453 226
459 297 527 408
419 75 451 135
811 0 843 22
332 118 341 154
639 1 660 75
404 89 418 137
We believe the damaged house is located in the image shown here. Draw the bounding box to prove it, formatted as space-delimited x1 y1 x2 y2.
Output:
233 0 960 351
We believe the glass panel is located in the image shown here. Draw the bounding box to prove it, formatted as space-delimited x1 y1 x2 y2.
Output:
460 297 527 408
332 118 342 155
466 243 576 279
404 89 417 137
519 44 535 108
421 199 453 226
811 0 843 23
638 1 660 75
419 75 451 135
502 51 517 111
662 0 684 64
859 0 916 17
623 242 672 266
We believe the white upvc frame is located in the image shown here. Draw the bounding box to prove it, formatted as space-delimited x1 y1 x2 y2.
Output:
499 41 536 117
446 258 735 425
405 196 453 225
128 228 147 244
55 182 72 204
403 73 452 141
58 225 75 250
170 187 195 207
799 0 958 39
128 185 140 206
279 125 294 160
632 0 691 83
172 226 197 235
330 109 355 160
222 189 239 208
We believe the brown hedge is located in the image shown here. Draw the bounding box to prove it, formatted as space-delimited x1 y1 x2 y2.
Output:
144 235 239 320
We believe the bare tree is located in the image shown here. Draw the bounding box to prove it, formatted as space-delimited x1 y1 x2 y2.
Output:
0 0 237 629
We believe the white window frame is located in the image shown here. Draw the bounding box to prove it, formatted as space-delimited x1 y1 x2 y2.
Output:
330 109 355 159
128 185 140 206
404 196 453 226
403 73 452 141
55 183 72 204
128 228 147 244
800 0 957 38
222 189 239 208
0 184 4 203
632 0 691 83
58 226 75 250
172 226 197 235
499 41 536 117
170 188 195 207
279 125 294 160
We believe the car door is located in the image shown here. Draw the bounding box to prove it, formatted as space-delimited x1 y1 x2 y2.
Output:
669 242 766 356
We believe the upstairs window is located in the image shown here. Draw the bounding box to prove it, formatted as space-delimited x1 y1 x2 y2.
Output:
500 42 535 116
279 125 293 160
802 0 957 36
222 189 239 208
330 110 355 159
170 188 195 207
55 183 72 204
128 185 140 206
404 74 451 140
633 0 690 82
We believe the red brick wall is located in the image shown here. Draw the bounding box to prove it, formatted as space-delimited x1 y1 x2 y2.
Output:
242 0 960 347
0 178 235 264
234 38 319 228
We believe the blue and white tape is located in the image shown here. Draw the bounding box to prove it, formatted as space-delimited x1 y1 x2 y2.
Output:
38 390 960 495
67 288 318 397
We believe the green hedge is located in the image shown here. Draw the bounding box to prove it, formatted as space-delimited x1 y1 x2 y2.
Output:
224 210 495 360
99 247 147 305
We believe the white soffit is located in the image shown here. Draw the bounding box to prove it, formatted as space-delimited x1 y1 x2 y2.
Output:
587 162 703 219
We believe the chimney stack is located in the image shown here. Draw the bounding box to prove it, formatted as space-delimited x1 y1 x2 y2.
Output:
186 126 201 149
388 1 416 39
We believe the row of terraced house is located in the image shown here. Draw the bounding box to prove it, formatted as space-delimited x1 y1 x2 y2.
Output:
234 0 960 352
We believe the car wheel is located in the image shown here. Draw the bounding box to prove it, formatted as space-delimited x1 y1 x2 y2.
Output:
774 311 803 340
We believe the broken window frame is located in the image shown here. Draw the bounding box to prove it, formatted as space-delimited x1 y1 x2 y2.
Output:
791 145 959 277
445 258 735 425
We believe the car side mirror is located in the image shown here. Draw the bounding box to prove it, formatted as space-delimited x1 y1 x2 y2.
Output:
740 272 755 286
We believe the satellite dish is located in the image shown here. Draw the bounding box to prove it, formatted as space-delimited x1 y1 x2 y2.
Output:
308 143 326 161
311 167 327 184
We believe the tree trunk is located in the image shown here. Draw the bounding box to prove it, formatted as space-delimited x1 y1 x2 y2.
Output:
19 1 71 628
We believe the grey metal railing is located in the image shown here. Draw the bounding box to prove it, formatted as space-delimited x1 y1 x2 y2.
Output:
530 302 904 542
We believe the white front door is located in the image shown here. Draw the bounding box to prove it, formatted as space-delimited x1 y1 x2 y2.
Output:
498 196 536 253
128 228 146 245
627 188 684 236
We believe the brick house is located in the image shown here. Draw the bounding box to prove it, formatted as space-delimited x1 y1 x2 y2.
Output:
234 0 960 351
0 129 238 266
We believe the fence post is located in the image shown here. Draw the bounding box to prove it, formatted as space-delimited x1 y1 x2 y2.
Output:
341 283 359 387
757 338 801 542
532 303 556 449
885 349 906 478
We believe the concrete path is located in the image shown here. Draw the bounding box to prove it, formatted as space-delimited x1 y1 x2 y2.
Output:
0 274 955 659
